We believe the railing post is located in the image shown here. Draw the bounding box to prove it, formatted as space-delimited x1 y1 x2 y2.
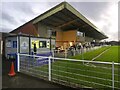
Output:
48 56 51 81
17 53 20 72
73 49 75 56
112 61 114 90
52 50 54 62
65 49 67 58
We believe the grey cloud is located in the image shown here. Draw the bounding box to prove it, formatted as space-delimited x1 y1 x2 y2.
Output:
0 26 12 32
10 2 35 15
47 2 60 7
2 2 35 17
102 25 110 34
19 18 28 23
1 2 36 32
70 2 110 21
2 11 18 25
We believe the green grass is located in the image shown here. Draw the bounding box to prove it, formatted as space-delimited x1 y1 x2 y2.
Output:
30 46 120 89
71 46 110 60
71 46 119 63
96 46 119 63
34 60 119 89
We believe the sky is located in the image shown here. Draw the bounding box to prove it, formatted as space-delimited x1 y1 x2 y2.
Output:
0 1 118 41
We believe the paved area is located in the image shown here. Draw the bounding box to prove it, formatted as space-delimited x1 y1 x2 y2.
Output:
2 59 78 89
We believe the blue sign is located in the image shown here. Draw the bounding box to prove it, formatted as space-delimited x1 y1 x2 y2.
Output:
13 41 17 48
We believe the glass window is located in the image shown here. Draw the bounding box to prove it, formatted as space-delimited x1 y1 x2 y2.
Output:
52 31 56 36
13 41 17 48
77 31 84 37
39 41 46 48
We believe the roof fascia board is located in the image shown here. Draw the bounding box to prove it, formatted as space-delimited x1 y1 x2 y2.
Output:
33 3 65 24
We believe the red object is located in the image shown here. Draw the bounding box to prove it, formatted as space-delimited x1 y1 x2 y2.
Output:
8 62 16 76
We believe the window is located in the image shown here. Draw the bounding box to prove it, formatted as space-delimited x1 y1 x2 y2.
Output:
77 31 84 37
13 41 17 48
52 31 56 36
39 41 46 48
47 30 56 37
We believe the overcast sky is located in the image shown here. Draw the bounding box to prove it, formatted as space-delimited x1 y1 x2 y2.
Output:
0 1 118 41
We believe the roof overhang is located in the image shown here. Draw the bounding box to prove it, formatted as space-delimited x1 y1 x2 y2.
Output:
32 2 108 40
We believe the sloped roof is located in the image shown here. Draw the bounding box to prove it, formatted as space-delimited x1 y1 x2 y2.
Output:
32 2 107 40
11 2 108 40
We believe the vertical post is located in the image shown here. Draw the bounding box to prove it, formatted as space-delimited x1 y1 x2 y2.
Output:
73 49 75 56
52 50 54 62
82 47 84 60
18 35 20 53
112 61 114 90
48 29 52 52
17 53 20 72
29 35 31 55
17 36 18 54
65 49 67 58
48 56 51 81
82 47 84 64
50 37 51 51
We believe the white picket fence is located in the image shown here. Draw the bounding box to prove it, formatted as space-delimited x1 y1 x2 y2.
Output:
17 53 120 89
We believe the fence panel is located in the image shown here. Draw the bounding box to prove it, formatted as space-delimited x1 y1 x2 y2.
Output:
19 54 49 80
18 54 120 89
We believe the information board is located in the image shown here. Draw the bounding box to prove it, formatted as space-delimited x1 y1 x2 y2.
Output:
20 36 29 53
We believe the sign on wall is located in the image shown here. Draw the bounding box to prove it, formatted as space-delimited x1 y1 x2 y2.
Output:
20 36 29 53
31 40 39 48
6 40 12 48
21 41 28 49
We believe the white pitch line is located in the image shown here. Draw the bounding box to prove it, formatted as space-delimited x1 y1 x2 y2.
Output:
84 47 110 67
91 48 110 61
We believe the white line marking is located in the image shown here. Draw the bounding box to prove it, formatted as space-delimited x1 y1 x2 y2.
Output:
91 48 110 61
85 47 110 67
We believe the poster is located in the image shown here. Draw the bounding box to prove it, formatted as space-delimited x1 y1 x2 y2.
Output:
20 36 29 53
31 40 39 48
6 40 12 48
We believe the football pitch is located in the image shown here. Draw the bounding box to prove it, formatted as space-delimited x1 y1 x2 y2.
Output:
71 46 119 63
33 46 119 89
21 46 119 89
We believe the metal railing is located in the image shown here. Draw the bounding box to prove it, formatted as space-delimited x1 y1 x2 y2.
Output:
53 46 102 58
17 53 120 89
